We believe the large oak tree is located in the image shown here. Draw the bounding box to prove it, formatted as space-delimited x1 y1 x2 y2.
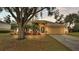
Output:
1 7 55 40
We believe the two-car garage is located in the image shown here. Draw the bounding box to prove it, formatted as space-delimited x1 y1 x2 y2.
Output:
46 24 68 35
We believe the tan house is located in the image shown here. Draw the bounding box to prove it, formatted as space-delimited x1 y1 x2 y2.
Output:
13 20 68 35
32 20 68 35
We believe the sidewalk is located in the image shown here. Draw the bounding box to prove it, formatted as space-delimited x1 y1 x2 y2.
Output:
50 35 79 51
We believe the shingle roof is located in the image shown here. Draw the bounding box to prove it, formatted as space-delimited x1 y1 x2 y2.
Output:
32 20 54 24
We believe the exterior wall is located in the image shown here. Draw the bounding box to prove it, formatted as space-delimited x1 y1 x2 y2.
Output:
38 23 68 35
0 23 11 31
46 26 66 35
31 20 69 35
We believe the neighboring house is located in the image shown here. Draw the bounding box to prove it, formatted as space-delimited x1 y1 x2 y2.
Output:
0 21 11 31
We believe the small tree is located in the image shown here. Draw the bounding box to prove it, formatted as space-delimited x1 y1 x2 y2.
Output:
64 13 79 32
64 13 79 28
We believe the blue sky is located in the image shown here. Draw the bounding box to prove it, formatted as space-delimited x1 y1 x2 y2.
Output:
0 10 9 18
0 7 79 22
0 10 15 21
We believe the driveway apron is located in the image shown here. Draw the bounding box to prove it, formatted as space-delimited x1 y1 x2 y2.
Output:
50 35 79 51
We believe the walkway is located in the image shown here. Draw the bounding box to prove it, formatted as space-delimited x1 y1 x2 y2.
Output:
50 35 79 51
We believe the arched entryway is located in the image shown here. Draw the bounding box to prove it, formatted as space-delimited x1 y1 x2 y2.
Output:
41 27 45 33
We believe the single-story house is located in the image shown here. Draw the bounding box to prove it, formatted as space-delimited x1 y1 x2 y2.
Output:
13 20 68 35
32 20 68 35
0 21 11 31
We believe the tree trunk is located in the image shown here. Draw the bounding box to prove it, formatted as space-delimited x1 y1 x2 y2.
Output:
18 24 25 40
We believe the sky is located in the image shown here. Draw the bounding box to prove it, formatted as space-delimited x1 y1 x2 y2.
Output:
0 7 79 22
0 10 14 21
38 7 79 22
57 7 79 16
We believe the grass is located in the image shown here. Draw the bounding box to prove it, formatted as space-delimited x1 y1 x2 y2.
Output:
69 32 79 37
0 33 71 51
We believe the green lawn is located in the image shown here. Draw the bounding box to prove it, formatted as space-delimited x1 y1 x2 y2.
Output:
0 33 71 51
69 32 79 37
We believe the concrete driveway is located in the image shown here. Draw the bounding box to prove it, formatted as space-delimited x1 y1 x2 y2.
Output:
50 35 79 51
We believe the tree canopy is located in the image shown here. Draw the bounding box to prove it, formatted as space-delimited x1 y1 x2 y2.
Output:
54 9 64 23
64 13 79 24
0 7 56 39
1 7 55 25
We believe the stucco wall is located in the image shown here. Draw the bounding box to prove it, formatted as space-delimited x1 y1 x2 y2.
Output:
0 23 11 31
46 26 66 35
33 20 69 35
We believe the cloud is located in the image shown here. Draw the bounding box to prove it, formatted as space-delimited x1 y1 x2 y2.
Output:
57 7 79 16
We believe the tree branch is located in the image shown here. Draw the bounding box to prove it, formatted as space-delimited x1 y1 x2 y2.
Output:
24 8 37 25
31 7 46 14
24 7 46 25
6 7 17 19
23 7 34 20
